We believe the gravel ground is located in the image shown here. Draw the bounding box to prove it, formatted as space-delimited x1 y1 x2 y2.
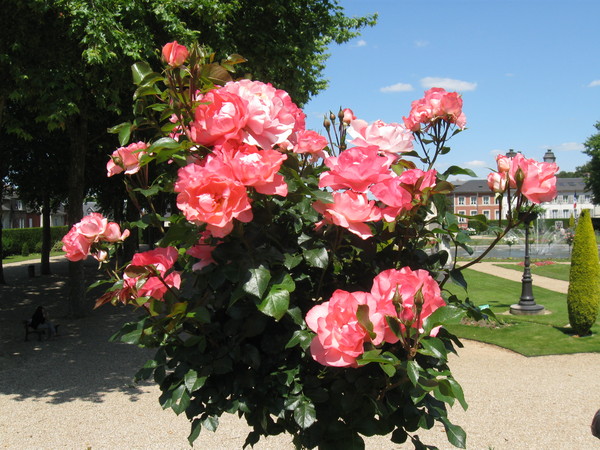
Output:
1 258 599 449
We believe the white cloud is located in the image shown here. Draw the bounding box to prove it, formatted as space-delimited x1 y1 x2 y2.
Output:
420 77 477 92
354 39 367 47
588 80 600 87
380 82 414 93
466 160 487 168
553 142 584 152
414 40 429 48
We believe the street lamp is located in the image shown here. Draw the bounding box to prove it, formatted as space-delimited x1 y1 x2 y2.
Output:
510 212 545 315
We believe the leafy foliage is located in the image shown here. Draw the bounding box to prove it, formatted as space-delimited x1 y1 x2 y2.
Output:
567 209 600 335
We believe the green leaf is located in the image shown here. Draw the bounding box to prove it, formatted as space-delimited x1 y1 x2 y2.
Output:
447 378 468 410
419 337 447 362
131 61 153 85
188 419 202 445
120 327 143 344
422 306 464 335
449 269 468 290
258 289 289 321
303 247 329 269
406 360 420 387
202 415 219 432
311 189 333 203
184 369 207 393
441 417 467 449
285 329 313 349
294 399 316 429
148 137 181 153
356 304 376 340
243 265 271 298
283 253 303 270
442 165 477 178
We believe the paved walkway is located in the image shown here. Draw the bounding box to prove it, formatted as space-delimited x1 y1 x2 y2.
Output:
0 257 598 449
465 261 569 294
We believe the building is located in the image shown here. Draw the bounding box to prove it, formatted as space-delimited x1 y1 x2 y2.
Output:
1 193 67 229
452 179 501 226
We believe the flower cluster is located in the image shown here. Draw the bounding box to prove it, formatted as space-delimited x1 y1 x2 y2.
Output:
306 267 445 367
488 152 559 204
62 213 129 261
403 87 467 132
106 141 148 177
314 143 438 239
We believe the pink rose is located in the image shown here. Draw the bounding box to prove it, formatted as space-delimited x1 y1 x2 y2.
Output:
62 227 93 261
496 154 511 173
186 231 217 271
305 290 373 367
77 213 108 239
215 142 288 196
404 88 466 130
174 163 252 237
107 141 147 177
370 177 413 222
342 108 355 124
487 172 507 194
293 130 328 159
161 41 189 67
509 153 559 204
313 191 382 240
318 146 393 193
190 89 248 146
397 169 437 204
101 222 131 243
222 80 299 149
348 119 414 155
370 267 445 342
124 247 181 301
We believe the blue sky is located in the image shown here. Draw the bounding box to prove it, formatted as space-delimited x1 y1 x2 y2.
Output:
304 0 600 179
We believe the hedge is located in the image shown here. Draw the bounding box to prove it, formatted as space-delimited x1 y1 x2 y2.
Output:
1 226 68 257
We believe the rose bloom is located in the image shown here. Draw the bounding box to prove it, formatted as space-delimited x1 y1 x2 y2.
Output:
293 129 328 159
508 153 559 203
190 89 248 146
186 231 217 271
319 146 393 193
313 191 382 240
496 154 511 173
174 162 252 238
107 142 148 177
221 79 299 149
370 267 446 342
161 41 189 67
397 168 437 204
487 172 507 194
124 247 181 301
370 177 414 222
62 227 93 261
305 290 374 367
342 108 355 124
404 88 466 130
215 142 288 196
347 119 414 155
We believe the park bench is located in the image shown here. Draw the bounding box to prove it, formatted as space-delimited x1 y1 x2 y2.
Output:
22 320 60 341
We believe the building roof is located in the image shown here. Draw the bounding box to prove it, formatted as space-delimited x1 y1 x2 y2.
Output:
452 179 494 194
452 177 590 195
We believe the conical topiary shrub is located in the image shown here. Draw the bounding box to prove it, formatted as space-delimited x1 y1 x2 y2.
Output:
567 209 600 336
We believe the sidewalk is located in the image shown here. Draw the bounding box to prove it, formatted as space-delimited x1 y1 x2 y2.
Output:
465 261 569 294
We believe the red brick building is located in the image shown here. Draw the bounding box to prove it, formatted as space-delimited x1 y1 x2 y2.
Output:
452 179 500 228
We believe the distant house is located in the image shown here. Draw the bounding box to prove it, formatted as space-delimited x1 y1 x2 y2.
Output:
1 193 67 229
450 150 599 229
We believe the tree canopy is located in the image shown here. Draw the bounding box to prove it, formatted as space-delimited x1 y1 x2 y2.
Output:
583 121 600 203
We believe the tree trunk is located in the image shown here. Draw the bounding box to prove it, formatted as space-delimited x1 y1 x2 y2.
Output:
40 191 51 275
0 182 6 285
66 114 88 318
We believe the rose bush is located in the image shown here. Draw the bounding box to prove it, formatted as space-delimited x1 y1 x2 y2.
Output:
64 42 558 449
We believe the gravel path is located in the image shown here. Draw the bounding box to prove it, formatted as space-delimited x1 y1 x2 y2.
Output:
1 258 598 449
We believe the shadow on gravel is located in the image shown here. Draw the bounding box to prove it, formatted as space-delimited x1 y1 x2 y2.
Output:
0 258 153 404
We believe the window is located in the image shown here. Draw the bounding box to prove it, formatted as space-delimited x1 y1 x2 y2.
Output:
563 209 570 219
483 196 490 205
562 195 568 204
15 200 23 210
584 195 590 203
483 210 490 219
458 196 465 205
458 210 466 223
495 210 500 220
470 210 478 216
18 218 25 228
470 196 477 205
551 209 558 218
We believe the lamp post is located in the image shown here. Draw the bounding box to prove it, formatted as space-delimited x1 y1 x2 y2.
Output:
510 212 545 315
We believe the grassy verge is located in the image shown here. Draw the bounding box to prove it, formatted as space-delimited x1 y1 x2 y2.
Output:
445 269 599 356
494 262 571 281
2 252 65 265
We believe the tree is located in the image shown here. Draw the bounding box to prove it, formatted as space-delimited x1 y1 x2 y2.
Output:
556 163 590 178
567 209 600 336
1 0 375 315
583 121 600 203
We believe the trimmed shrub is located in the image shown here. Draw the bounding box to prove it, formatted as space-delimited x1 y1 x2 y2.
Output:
1 226 68 257
567 209 600 336
21 242 30 256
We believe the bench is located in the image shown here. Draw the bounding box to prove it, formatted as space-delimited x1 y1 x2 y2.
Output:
22 320 60 341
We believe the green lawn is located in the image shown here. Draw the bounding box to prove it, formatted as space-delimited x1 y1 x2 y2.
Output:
2 251 65 265
444 269 600 356
494 262 571 281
